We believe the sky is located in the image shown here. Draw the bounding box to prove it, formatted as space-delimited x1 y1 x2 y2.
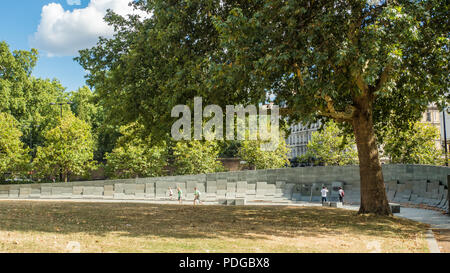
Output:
0 0 145 92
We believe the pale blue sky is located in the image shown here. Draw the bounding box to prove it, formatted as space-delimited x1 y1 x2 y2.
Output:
0 0 142 92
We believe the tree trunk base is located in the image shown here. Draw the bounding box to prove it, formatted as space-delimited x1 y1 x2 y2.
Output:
358 206 392 216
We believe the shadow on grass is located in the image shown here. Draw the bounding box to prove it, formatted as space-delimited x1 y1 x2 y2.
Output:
0 201 427 241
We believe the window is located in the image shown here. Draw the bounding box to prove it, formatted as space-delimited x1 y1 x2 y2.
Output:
426 112 431 122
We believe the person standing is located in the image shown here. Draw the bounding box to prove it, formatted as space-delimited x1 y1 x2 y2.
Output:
177 186 183 204
168 187 174 200
193 187 202 205
338 187 345 203
321 186 329 204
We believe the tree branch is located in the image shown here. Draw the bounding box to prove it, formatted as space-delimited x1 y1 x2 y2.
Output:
317 95 355 122
294 63 305 87
355 73 369 93
374 65 392 93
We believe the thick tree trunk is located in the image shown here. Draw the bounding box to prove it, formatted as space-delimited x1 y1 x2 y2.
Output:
352 96 392 215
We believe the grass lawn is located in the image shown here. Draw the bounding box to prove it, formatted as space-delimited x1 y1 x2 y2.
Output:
0 201 430 253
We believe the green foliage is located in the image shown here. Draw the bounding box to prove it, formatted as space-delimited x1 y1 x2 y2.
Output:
219 140 242 158
0 112 30 179
382 122 444 165
69 86 100 127
305 121 359 166
0 41 38 120
75 0 263 141
69 86 118 161
105 123 168 179
76 0 448 147
33 112 96 182
238 131 290 170
172 140 225 175
1 41 67 155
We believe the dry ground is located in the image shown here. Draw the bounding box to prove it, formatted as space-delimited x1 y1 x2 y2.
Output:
432 229 450 253
0 201 430 253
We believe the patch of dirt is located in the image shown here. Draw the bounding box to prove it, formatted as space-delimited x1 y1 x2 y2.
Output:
432 229 450 253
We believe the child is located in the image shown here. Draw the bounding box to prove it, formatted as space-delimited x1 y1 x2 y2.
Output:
168 187 174 200
321 186 329 204
177 186 183 204
193 187 202 205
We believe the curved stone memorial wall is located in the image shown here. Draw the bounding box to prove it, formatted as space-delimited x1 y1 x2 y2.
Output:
0 164 448 209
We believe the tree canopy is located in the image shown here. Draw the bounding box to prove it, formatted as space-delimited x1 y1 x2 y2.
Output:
172 140 225 175
105 123 168 178
382 121 444 165
77 0 449 214
305 121 359 166
0 113 30 180
33 112 96 182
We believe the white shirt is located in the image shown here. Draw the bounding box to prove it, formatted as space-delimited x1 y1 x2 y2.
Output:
321 189 328 197
338 189 344 196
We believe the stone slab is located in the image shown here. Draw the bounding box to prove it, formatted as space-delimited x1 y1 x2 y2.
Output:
389 203 401 213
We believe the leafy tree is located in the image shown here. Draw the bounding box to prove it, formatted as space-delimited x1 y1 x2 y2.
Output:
33 112 96 182
305 121 359 166
382 122 443 165
1 41 67 154
69 86 100 127
77 1 448 214
0 41 37 121
0 113 30 180
219 140 242 158
69 86 118 161
105 123 168 179
172 140 225 175
238 132 291 170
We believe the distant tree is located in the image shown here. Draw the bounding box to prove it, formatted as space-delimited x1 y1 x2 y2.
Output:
238 132 290 170
173 140 225 175
0 113 30 180
33 112 95 182
306 121 359 166
219 140 242 158
105 123 168 179
69 86 117 161
382 122 443 165
1 41 67 155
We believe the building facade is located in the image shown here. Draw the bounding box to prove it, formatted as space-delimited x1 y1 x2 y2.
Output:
421 104 448 151
285 121 321 159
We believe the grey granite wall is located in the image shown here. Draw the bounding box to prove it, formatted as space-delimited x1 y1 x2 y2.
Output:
0 164 448 209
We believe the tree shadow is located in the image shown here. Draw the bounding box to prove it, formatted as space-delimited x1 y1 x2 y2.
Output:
0 201 427 242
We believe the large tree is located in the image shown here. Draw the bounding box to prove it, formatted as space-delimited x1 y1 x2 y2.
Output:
1 41 67 154
0 112 30 180
77 0 448 215
33 112 96 182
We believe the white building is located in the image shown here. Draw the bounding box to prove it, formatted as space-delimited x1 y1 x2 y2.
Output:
439 107 450 153
286 121 321 159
